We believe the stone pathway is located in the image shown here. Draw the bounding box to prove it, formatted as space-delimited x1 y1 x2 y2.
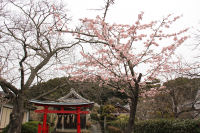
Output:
90 122 102 133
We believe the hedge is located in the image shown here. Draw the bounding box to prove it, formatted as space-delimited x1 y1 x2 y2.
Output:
134 119 200 133
109 114 128 131
3 121 40 133
108 119 200 133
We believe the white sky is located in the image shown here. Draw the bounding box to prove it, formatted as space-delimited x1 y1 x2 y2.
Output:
65 0 200 26
1 0 199 90
64 0 200 62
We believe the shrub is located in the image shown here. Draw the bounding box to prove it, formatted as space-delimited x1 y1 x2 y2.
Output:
134 119 200 133
21 121 39 133
3 121 40 133
101 105 116 121
109 114 129 131
108 119 200 133
90 112 99 121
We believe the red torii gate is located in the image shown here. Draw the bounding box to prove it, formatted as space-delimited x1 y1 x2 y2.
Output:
30 89 94 133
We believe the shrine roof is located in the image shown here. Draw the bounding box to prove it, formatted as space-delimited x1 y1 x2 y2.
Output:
115 103 130 112
30 88 94 106
30 99 94 106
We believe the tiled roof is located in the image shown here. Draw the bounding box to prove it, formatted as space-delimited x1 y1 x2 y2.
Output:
115 103 130 112
30 88 94 106
57 88 91 104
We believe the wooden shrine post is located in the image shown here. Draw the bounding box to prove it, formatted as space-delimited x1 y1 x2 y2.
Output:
42 106 49 133
77 107 81 133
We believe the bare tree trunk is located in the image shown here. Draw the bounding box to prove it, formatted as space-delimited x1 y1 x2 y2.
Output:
126 84 139 133
8 93 25 133
170 88 179 118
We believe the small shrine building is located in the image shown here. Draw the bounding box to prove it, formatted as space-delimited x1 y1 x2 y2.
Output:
30 88 94 133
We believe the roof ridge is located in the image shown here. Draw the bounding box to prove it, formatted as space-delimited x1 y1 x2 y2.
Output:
58 88 91 103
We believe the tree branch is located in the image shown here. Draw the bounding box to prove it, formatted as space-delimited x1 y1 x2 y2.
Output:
33 83 70 100
102 0 114 21
0 77 18 95
19 43 28 90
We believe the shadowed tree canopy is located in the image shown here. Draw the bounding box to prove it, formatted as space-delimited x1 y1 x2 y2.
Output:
136 77 200 120
28 77 128 105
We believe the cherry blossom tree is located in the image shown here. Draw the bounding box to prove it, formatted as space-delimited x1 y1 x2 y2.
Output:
61 12 189 132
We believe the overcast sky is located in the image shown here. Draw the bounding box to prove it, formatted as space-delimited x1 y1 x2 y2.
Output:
1 0 199 90
63 0 200 62
65 0 200 26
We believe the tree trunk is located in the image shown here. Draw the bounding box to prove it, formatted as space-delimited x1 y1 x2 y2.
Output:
170 88 178 118
8 93 25 133
126 85 139 133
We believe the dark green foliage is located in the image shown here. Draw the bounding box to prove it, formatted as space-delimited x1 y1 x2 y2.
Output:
21 121 39 133
134 119 200 133
163 77 200 101
2 121 39 133
137 77 200 120
28 77 72 100
90 112 99 121
109 114 129 131
100 105 116 121
108 119 200 133
28 77 128 105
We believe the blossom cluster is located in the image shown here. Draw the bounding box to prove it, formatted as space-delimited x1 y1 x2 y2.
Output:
61 12 189 96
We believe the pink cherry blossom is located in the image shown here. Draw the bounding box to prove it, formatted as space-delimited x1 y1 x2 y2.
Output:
61 14 189 126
